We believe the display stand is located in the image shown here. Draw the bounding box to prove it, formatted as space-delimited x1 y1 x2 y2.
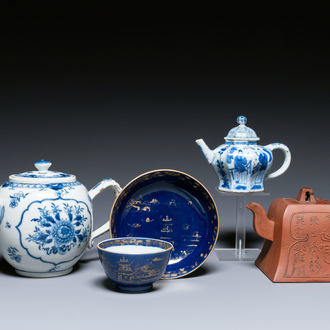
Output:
214 190 270 261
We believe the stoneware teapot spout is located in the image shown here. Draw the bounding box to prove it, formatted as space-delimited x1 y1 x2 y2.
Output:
195 115 291 193
246 202 275 241
0 160 122 277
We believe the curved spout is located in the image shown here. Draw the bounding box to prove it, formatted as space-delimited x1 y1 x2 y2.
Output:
246 202 274 241
195 139 215 165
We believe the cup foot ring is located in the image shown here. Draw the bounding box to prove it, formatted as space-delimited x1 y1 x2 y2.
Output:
116 283 153 293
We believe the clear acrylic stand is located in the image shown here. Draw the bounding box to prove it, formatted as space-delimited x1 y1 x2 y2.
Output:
215 190 270 261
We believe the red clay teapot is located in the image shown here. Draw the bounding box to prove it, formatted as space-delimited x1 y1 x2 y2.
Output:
247 188 330 282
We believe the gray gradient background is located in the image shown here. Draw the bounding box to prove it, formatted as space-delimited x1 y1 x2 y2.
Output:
0 3 329 330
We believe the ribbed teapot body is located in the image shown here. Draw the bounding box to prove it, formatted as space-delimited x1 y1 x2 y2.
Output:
212 142 273 192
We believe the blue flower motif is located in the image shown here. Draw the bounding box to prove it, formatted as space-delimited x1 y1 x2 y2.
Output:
26 202 89 256
10 199 18 208
9 191 29 208
8 246 22 263
52 220 75 246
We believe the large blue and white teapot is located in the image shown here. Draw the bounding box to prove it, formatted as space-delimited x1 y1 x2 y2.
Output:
0 160 122 277
196 116 291 193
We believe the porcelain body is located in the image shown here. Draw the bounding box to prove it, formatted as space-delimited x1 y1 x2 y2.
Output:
196 116 291 193
97 238 173 292
110 169 219 279
0 160 121 277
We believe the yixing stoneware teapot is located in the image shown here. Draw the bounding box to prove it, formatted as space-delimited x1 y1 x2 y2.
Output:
0 160 122 277
196 115 291 193
247 188 330 282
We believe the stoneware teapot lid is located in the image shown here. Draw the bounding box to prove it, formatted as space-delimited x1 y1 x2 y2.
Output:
9 160 76 184
225 115 260 142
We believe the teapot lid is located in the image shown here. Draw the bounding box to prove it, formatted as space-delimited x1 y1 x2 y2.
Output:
9 160 76 184
225 116 260 142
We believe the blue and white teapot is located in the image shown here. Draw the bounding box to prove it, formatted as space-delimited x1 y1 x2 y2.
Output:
196 116 291 193
0 160 122 277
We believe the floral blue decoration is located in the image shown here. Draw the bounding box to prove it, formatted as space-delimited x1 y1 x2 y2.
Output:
9 191 29 208
0 205 4 225
26 202 89 256
14 172 71 179
8 246 22 263
16 198 91 266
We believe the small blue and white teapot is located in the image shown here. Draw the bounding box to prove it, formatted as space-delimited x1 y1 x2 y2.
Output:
0 160 122 277
196 116 291 193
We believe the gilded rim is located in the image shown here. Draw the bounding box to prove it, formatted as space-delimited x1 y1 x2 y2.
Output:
97 237 174 253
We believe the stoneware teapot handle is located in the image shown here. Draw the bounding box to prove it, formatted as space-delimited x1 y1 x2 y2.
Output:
87 178 122 248
265 143 291 180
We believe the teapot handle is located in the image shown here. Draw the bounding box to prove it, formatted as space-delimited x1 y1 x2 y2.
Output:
87 178 122 248
265 143 291 180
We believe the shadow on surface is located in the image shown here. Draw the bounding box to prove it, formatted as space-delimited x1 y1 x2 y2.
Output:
94 276 164 294
0 257 19 277
217 229 264 249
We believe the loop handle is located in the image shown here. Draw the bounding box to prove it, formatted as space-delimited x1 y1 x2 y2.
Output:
265 143 291 180
88 178 122 248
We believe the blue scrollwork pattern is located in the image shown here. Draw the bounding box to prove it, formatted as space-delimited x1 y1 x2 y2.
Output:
2 181 82 191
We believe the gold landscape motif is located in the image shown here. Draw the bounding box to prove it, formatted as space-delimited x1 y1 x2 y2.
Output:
113 256 163 283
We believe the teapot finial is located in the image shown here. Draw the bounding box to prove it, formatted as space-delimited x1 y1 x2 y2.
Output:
225 115 259 142
237 115 247 126
35 160 52 172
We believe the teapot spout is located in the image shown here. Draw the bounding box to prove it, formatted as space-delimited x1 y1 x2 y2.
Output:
246 202 274 241
195 139 215 165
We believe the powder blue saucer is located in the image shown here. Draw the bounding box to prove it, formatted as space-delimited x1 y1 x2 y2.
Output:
110 170 219 279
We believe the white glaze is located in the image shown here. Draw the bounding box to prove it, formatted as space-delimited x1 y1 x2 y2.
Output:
105 245 165 254
0 160 122 277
